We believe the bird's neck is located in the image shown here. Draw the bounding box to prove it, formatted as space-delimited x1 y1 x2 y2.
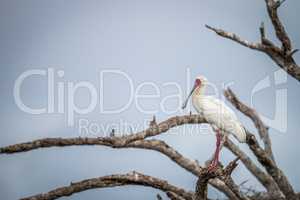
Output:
193 85 206 97
192 86 206 109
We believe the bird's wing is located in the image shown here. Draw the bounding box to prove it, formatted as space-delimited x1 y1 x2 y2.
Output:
200 96 237 121
200 96 246 143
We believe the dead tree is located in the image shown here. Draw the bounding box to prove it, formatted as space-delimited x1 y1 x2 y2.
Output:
1 0 299 199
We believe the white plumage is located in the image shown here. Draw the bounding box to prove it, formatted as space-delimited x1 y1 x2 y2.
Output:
182 75 246 170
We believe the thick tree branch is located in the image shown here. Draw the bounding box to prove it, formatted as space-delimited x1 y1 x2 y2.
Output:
209 178 240 200
0 115 208 154
267 53 300 81
265 0 292 52
194 158 246 200
0 115 248 200
21 171 193 200
125 115 208 143
0 137 203 177
195 170 217 200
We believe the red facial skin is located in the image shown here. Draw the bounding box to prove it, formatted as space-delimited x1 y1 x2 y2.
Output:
195 78 201 87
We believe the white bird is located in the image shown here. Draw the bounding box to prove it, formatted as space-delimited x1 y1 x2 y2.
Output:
182 75 246 171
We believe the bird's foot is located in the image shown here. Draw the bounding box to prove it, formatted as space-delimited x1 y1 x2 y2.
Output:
207 161 218 172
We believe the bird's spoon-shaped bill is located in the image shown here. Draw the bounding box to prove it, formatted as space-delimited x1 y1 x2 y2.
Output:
182 84 197 109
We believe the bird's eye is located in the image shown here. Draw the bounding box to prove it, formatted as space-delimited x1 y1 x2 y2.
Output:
195 79 201 86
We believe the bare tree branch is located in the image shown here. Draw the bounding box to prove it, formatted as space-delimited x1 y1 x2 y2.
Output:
224 89 298 200
205 24 300 83
265 0 292 52
209 178 240 200
0 137 202 177
246 133 297 200
0 115 248 200
259 22 278 47
20 171 193 200
206 0 300 82
224 139 284 199
224 88 275 163
219 158 250 200
205 25 265 51
0 115 208 154
195 158 251 200
166 191 188 200
194 158 244 200
195 170 216 200
249 192 300 200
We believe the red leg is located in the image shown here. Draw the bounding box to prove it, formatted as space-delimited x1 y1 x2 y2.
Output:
208 130 222 172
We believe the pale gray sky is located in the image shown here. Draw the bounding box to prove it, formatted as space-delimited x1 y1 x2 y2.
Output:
0 0 300 199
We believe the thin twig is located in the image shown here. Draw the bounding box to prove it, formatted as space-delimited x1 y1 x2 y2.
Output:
205 25 265 51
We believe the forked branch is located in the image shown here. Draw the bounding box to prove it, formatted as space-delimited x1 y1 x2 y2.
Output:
195 158 249 200
206 0 300 81
265 0 292 52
